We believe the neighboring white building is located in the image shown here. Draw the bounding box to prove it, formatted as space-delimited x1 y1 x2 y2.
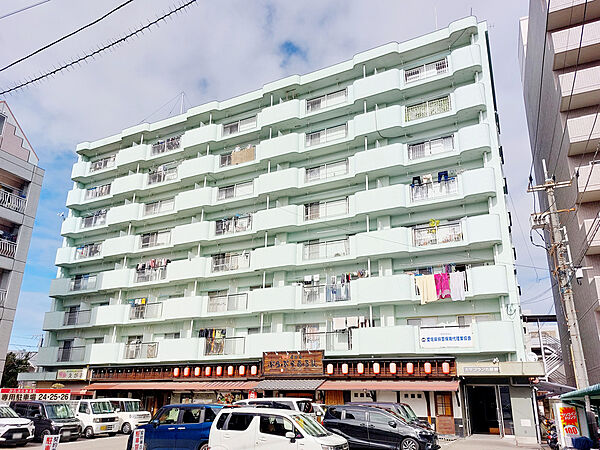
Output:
27 17 541 443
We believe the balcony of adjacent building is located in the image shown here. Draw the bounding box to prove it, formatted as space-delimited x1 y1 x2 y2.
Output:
0 219 18 260
559 65 600 111
576 162 600 202
567 108 600 155
552 19 600 70
547 0 600 31
0 183 28 216
582 218 600 254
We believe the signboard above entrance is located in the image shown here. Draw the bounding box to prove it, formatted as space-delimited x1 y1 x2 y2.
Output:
263 351 323 376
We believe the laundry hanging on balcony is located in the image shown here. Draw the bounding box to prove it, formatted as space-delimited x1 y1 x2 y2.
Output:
449 271 466 301
415 274 437 304
434 273 451 299
135 258 171 271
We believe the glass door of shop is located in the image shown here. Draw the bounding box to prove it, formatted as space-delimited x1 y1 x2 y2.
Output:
465 385 514 437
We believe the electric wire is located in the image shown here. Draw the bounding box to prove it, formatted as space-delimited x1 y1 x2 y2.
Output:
0 0 136 73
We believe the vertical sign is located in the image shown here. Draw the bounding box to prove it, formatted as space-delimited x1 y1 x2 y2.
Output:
43 435 60 450
248 390 257 399
559 405 580 437
553 402 589 449
132 428 145 450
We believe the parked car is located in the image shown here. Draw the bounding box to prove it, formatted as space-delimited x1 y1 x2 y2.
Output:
72 399 119 438
10 400 81 441
126 403 222 450
0 404 35 446
103 398 151 434
323 404 439 450
234 397 315 414
209 406 348 450
350 402 432 430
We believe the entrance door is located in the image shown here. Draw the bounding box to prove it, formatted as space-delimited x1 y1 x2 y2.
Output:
466 386 500 434
434 392 455 435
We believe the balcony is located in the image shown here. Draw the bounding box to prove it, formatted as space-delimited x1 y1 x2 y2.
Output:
69 275 97 292
303 239 350 261
304 198 349 221
0 238 16 259
559 66 600 111
129 303 163 320
410 178 458 202
217 181 253 201
306 89 347 113
219 145 256 168
302 284 350 304
548 0 600 31
89 155 116 173
215 214 252 236
151 135 181 156
305 160 349 183
0 190 26 214
223 116 257 137
302 330 352 352
148 167 177 185
567 110 600 155
204 336 245 356
144 199 175 216
552 19 600 70
576 163 600 202
134 267 167 283
124 342 159 359
63 310 91 326
582 219 600 254
405 58 449 83
74 243 102 260
85 184 111 200
405 95 451 122
57 346 85 362
413 223 463 247
211 253 250 272
207 293 248 313
80 210 107 229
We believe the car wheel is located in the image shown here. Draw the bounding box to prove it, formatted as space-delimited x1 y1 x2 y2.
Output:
401 437 420 450
199 443 209 450
122 422 132 434
84 426 95 439
40 429 51 441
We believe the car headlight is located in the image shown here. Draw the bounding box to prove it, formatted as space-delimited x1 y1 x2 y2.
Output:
93 418 101 423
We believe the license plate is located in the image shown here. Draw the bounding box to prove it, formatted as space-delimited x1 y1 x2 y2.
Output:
12 433 22 439
100 425 107 431
63 431 71 437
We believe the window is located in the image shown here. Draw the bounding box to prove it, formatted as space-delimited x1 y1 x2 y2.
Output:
325 407 342 420
226 413 255 431
369 411 392 425
344 410 367 421
223 116 257 136
79 403 90 414
93 337 104 344
158 407 180 425
140 230 171 248
144 198 174 216
407 319 421 327
204 407 218 422
164 332 180 340
26 404 42 418
216 412 230 429
306 89 347 113
90 155 116 172
259 415 295 437
181 408 202 424
405 95 451 122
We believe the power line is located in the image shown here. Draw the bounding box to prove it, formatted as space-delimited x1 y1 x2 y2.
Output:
0 0 198 96
0 0 51 21
1 0 136 73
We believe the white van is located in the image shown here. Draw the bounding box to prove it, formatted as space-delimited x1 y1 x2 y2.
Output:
209 407 348 450
234 397 315 415
73 399 119 438
105 398 151 434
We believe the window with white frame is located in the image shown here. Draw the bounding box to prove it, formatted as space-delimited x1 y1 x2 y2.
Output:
140 230 171 248
223 116 257 136
306 88 347 113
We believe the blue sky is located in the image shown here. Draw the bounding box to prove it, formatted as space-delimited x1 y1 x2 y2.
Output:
0 0 553 351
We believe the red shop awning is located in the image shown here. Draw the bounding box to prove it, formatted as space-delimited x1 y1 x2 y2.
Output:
318 380 459 391
85 381 258 391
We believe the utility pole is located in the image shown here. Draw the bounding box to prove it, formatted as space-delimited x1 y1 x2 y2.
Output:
529 159 589 393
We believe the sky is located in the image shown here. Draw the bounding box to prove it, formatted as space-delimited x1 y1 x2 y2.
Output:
0 0 554 351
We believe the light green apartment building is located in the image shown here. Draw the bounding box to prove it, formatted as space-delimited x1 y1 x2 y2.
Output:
24 17 541 442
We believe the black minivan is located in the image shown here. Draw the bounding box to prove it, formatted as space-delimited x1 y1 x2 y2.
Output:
323 405 438 450
10 401 81 441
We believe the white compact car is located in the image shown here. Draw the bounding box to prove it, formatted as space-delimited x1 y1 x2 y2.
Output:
104 398 151 434
0 404 35 446
73 399 119 438
234 397 315 415
209 407 348 450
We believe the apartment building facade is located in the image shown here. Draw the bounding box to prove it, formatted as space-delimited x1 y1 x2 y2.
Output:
0 101 44 383
519 0 600 386
28 17 540 441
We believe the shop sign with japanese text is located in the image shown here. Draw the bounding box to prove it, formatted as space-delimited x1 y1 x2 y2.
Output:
0 388 70 402
419 325 473 348
263 351 323 376
56 368 87 381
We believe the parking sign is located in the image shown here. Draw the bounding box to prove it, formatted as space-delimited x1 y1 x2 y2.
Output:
43 434 60 450
132 428 145 450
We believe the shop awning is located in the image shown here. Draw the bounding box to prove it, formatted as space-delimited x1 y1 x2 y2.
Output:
254 379 325 391
561 382 600 401
318 380 460 391
85 381 258 391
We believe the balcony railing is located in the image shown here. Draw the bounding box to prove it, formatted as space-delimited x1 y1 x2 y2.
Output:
223 116 257 136
404 58 449 83
413 223 463 247
305 124 347 147
215 214 252 236
69 275 97 291
303 239 349 260
57 346 85 362
74 243 102 259
207 293 248 313
205 336 245 356
129 303 162 320
305 160 349 183
85 184 111 200
306 89 347 113
135 267 167 283
304 198 349 221
89 155 116 172
405 96 451 122
408 135 454 160
144 199 174 216
211 253 250 272
63 310 91 326
302 330 352 351
81 211 107 229
0 190 26 213
410 179 458 202
0 238 16 258
217 181 254 200
0 289 6 306
302 284 350 304
151 135 182 155
148 167 178 185
124 342 159 359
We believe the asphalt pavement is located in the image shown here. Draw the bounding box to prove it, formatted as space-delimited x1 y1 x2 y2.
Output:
1 434 129 449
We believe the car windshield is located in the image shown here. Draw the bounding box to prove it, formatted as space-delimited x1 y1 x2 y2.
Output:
121 401 141 412
90 401 114 414
46 404 75 419
0 406 18 418
291 414 331 437
297 401 313 414
400 404 418 420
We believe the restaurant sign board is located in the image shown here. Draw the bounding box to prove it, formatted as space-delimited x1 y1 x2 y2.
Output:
263 351 323 376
